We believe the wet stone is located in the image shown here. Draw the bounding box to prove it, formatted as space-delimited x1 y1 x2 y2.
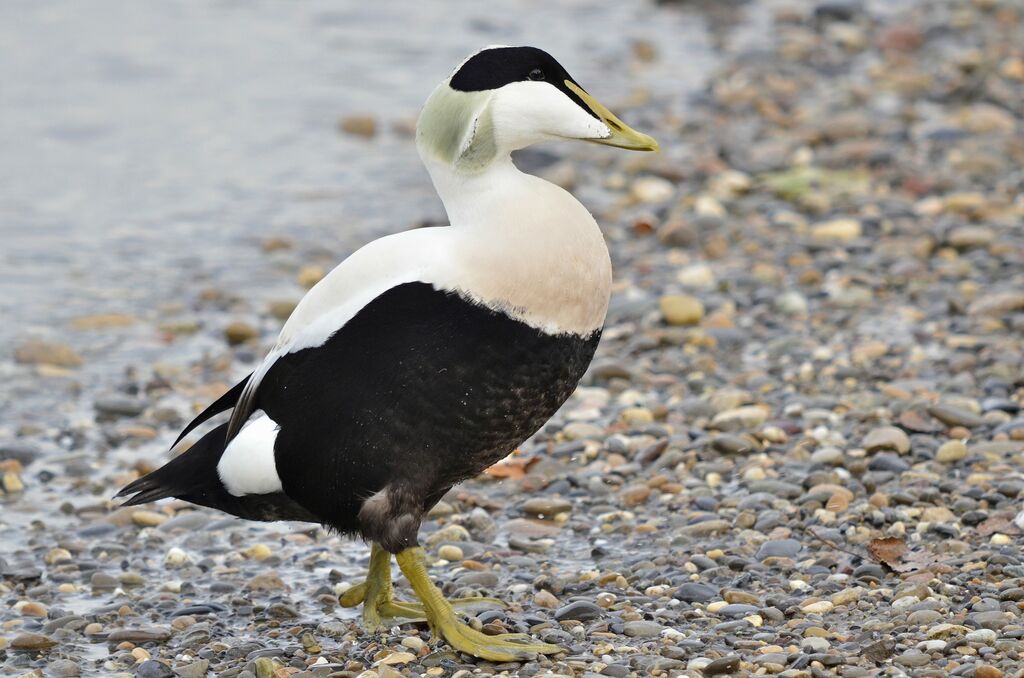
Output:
675 582 717 603
718 603 759 617
972 611 1012 630
703 655 741 675
134 660 174 678
928 402 986 428
757 539 803 560
47 659 81 677
0 442 41 465
554 601 604 622
622 620 664 637
107 627 173 643
94 395 148 419
520 497 572 517
11 633 57 651
863 426 911 454
869 453 910 472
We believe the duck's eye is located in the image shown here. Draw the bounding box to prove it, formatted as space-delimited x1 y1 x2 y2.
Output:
528 68 545 81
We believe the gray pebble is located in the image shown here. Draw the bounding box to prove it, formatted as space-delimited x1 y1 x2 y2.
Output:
757 539 803 559
622 620 664 637
675 582 717 603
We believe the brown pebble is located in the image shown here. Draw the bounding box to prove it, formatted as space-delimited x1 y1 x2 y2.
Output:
338 114 377 138
224 321 258 346
11 633 57 650
261 236 293 252
14 340 82 367
298 265 326 289
19 602 47 617
975 666 1001 678
533 590 559 609
619 484 651 507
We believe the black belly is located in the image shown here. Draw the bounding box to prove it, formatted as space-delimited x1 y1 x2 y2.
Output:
257 282 600 539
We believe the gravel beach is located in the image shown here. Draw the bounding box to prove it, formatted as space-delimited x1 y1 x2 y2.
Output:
2 0 1023 676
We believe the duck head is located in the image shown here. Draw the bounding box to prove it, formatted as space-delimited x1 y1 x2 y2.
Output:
417 45 658 173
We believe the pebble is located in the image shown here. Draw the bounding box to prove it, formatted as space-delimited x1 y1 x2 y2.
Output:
10 633 57 650
928 402 986 428
948 225 995 249
810 218 861 242
243 543 273 560
131 510 168 527
711 406 768 430
163 547 190 567
631 176 675 203
703 656 741 675
863 426 911 454
224 321 258 345
107 627 172 642
659 294 704 326
47 659 81 677
555 601 604 621
967 629 998 644
936 439 968 463
800 600 834 615
520 497 572 518
91 572 118 591
533 589 559 608
675 582 717 603
338 114 377 138
95 395 148 418
134 660 174 678
757 539 802 559
775 290 809 315
297 265 326 289
437 544 463 561
14 339 82 367
622 620 664 637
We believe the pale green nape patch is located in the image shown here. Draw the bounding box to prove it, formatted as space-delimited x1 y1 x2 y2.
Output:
416 84 497 173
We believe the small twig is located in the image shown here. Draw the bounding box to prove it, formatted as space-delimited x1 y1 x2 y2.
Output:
796 524 866 561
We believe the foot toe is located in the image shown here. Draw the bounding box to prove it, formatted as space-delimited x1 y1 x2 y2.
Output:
443 623 561 661
339 581 367 607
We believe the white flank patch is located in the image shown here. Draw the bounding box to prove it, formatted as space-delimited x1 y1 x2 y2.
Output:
217 411 282 496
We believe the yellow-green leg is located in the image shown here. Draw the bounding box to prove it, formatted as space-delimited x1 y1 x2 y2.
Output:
340 543 503 632
396 546 563 662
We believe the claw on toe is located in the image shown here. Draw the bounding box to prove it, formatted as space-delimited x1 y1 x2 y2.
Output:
395 546 564 662
440 622 561 662
345 544 563 661
339 581 367 608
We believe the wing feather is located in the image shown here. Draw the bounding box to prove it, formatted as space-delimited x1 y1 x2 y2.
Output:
171 372 251 448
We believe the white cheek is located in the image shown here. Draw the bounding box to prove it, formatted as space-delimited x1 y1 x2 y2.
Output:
492 82 608 149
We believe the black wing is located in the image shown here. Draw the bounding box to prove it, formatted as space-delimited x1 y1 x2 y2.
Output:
171 372 251 448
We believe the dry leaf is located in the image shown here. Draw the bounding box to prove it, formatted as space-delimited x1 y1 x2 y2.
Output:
484 454 539 480
868 537 908 569
901 548 944 574
862 637 896 663
868 537 943 574
976 515 1023 537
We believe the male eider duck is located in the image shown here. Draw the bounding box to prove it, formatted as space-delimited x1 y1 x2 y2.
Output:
118 45 658 661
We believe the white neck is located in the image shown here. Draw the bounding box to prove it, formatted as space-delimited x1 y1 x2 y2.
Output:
423 155 521 227
421 154 612 336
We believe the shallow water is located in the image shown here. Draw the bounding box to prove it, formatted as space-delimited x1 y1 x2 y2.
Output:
0 0 715 338
0 0 720 429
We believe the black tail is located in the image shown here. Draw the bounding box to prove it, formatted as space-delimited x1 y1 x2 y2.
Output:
116 423 230 507
115 422 318 523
